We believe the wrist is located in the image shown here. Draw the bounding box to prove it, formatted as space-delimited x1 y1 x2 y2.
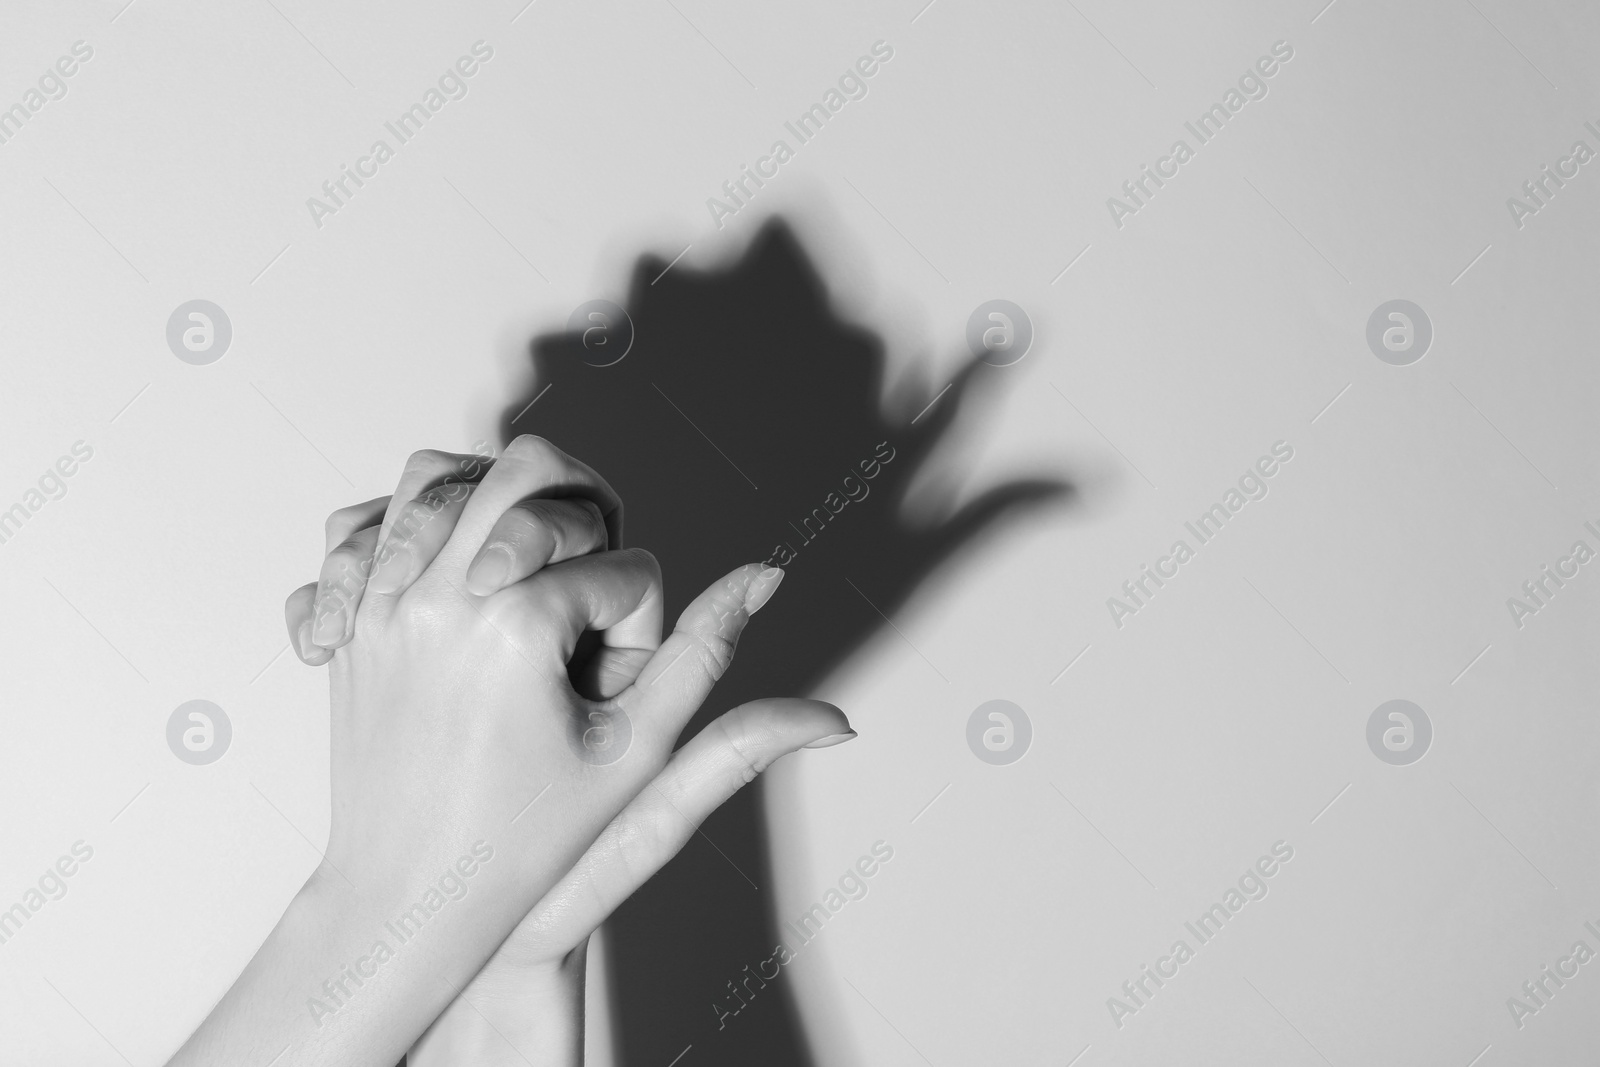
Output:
411 948 587 1067
168 855 514 1067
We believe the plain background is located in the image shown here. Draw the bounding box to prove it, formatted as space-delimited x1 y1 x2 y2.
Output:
1 0 1597 1064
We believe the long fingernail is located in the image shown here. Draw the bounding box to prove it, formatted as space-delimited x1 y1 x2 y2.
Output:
745 566 785 615
466 545 514 596
369 543 412 595
804 730 857 749
311 600 346 647
294 618 316 661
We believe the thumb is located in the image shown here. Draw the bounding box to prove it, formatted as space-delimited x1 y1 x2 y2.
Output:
490 697 854 968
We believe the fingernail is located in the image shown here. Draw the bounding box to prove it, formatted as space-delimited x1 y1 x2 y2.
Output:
311 600 346 647
745 566 785 615
466 545 514 596
369 543 412 594
295 618 315 660
804 730 857 749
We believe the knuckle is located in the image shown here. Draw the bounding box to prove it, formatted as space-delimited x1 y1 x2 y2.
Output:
574 497 606 531
690 628 738 680
505 434 559 465
700 587 748 645
615 805 673 878
716 713 768 783
404 448 451 475
329 537 369 558
285 582 317 617
496 503 554 552
506 497 552 526
324 504 363 540
323 496 389 544
322 537 376 586
533 499 603 554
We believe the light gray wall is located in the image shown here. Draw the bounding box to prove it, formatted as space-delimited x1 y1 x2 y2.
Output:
0 0 1595 1064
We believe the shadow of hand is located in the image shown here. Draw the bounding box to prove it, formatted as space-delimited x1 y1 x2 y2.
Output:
499 219 1072 1067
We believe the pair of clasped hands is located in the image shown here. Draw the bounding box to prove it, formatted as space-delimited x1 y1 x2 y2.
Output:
167 436 853 1067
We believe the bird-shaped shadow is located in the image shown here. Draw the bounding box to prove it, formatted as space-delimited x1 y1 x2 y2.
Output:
498 218 1072 1067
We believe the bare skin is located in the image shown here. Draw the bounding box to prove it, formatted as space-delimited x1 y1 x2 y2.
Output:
166 437 851 1067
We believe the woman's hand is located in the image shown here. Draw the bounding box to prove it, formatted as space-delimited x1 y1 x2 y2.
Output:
409 687 852 1066
286 440 622 665
169 436 848 1067
286 440 855 1066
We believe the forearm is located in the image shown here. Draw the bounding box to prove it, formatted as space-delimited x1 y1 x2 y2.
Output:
167 863 522 1067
